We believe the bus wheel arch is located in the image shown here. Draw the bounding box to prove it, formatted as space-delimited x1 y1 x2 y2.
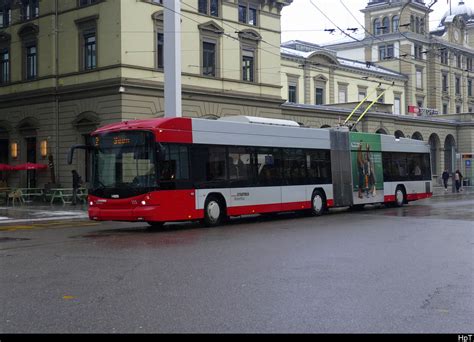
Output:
202 193 228 227
310 188 327 216
394 185 406 207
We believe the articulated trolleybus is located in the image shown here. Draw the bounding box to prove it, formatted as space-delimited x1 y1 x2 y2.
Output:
69 116 432 228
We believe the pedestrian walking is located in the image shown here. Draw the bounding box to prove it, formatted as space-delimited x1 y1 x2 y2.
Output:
71 170 83 205
454 169 463 193
442 169 450 191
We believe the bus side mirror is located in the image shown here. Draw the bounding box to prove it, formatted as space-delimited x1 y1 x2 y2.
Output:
68 145 93 165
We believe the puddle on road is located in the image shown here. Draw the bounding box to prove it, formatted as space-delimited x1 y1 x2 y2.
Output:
0 237 31 243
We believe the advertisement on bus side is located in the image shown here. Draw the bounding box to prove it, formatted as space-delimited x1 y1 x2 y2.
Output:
349 133 384 203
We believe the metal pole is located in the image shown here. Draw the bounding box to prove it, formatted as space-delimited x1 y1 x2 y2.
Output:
163 0 182 118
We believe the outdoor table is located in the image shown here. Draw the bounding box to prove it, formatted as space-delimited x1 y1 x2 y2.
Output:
48 188 88 205
18 188 44 202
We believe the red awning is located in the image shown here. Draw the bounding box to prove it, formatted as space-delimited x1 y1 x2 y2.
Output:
0 164 13 171
12 162 48 171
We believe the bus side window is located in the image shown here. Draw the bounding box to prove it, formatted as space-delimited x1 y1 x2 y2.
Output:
228 146 256 187
257 148 282 186
306 149 331 184
207 146 227 182
160 145 189 180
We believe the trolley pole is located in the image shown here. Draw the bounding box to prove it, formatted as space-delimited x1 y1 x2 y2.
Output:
163 0 182 118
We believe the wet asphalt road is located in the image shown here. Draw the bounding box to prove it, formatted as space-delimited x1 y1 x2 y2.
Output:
0 193 473 333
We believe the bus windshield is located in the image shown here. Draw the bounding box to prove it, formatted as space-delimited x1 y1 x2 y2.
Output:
91 131 157 198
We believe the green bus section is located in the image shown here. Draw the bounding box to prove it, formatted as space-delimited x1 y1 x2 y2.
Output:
349 133 383 199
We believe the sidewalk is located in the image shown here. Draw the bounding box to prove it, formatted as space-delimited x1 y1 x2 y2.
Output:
0 201 88 225
432 185 473 196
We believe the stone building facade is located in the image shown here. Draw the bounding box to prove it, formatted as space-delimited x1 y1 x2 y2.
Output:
0 0 472 188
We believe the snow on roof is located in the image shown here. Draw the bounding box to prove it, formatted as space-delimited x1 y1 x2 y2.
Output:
337 58 402 77
281 46 404 78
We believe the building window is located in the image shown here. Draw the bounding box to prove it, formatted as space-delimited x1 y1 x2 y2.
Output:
198 0 219 17
443 103 448 114
442 73 448 92
153 12 164 70
83 33 96 70
79 0 99 6
156 32 164 69
25 44 37 80
416 98 424 108
199 22 222 78
414 44 423 60
373 18 381 35
315 87 324 105
0 4 11 28
392 15 399 32
379 44 394 61
382 17 389 34
239 30 259 83
338 84 347 103
76 16 98 71
0 48 9 84
202 41 216 77
242 51 254 82
455 76 461 95
456 54 462 69
394 96 401 115
288 84 297 103
467 57 473 71
456 105 461 113
21 0 39 21
376 89 385 103
239 2 258 26
416 69 423 89
468 79 473 97
440 49 448 65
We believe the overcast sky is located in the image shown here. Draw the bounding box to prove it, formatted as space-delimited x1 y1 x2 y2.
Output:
281 0 460 45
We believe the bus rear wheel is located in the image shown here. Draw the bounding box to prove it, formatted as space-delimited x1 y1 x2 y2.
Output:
311 190 327 216
394 186 406 207
202 196 226 227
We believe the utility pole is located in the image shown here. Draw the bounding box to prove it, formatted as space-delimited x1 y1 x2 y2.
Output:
163 0 182 118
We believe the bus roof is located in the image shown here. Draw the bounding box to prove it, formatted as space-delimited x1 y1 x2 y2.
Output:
92 118 190 135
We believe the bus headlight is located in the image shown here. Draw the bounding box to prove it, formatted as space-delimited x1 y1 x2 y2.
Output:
89 201 94 206
141 200 146 205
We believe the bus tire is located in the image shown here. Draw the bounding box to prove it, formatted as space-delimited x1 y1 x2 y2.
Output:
147 221 164 230
310 189 327 216
394 186 406 207
202 195 226 227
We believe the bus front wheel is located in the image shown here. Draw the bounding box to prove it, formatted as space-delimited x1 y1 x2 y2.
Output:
203 196 226 227
311 190 327 216
394 186 406 207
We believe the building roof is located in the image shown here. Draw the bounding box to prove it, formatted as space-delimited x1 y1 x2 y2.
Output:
440 0 474 25
281 41 406 79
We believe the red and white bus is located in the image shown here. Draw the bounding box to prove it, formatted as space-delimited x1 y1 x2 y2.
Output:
68 116 432 228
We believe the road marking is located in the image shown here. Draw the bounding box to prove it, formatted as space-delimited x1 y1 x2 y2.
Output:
0 221 99 231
